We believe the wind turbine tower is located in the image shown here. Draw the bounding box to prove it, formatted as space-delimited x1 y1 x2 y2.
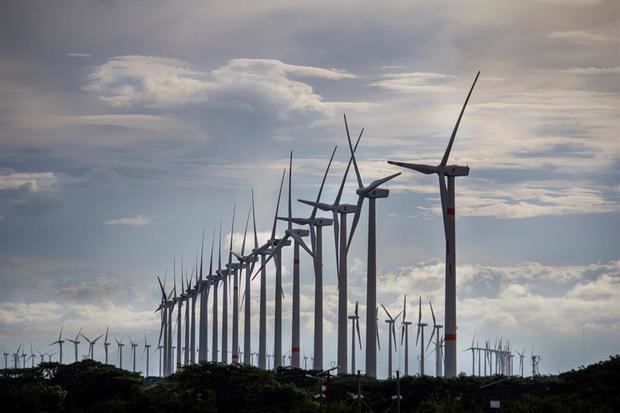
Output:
388 72 480 377
344 114 400 378
348 301 362 374
415 298 427 376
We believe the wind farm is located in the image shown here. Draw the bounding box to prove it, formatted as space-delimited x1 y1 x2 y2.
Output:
1 1 618 411
2 79 548 382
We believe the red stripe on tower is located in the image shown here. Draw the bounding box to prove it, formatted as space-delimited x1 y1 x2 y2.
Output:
294 259 300 264
445 333 457 341
447 207 455 215
291 346 300 353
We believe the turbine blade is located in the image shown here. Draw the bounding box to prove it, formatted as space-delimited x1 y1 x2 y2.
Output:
241 201 251 257
363 172 401 194
332 210 340 287
271 169 286 240
440 71 480 168
251 189 259 250
356 319 362 350
387 161 438 175
344 113 363 189
346 196 365 253
288 151 293 231
335 126 363 205
310 146 337 220
430 300 436 326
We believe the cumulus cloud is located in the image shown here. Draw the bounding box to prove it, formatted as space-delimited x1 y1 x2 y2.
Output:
104 214 151 226
83 56 362 118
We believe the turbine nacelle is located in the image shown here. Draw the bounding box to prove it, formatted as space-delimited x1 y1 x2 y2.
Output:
363 188 389 199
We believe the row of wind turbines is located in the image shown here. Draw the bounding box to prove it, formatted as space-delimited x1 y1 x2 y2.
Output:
153 72 481 379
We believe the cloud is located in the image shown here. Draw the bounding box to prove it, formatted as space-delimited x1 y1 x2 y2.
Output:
0 170 58 192
369 71 457 93
83 56 361 116
560 66 620 74
66 52 91 58
83 55 210 108
547 30 616 43
104 214 151 226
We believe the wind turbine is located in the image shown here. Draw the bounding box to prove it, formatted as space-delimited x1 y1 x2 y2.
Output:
344 114 401 378
400 295 412 376
221 205 236 364
67 328 82 363
387 72 480 377
103 327 111 365
426 300 443 377
464 334 476 376
299 126 363 375
21 346 27 368
3 350 8 369
80 331 103 360
277 152 313 369
189 262 198 365
256 148 337 370
348 301 362 374
29 343 36 368
210 224 222 363
50 324 64 364
415 297 427 376
174 258 183 369
155 275 169 373
238 191 259 366
231 203 251 364
115 337 124 369
129 338 138 372
381 304 402 379
144 336 152 377
198 230 215 362
251 168 288 370
517 348 525 377
48 352 56 363
183 265 192 366
13 344 21 368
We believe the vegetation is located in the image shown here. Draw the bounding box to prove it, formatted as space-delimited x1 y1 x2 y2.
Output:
1 355 618 412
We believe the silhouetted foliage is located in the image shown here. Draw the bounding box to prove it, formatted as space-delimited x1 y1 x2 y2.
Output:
1 355 618 412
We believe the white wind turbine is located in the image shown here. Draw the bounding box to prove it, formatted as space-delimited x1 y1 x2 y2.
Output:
13 344 21 368
237 191 259 366
129 338 138 372
255 148 337 371
387 72 480 377
298 127 363 375
80 331 103 360
415 297 427 376
222 205 236 364
174 259 183 369
143 336 152 377
231 203 251 365
464 334 476 376
67 328 82 363
426 300 443 377
251 168 289 370
400 295 412 376
115 337 124 369
344 114 401 378
517 348 526 377
103 327 111 365
198 230 215 363
50 324 65 364
381 304 402 379
210 224 223 363
183 265 193 366
348 301 362 374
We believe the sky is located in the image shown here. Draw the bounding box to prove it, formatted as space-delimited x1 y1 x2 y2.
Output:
0 0 619 377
